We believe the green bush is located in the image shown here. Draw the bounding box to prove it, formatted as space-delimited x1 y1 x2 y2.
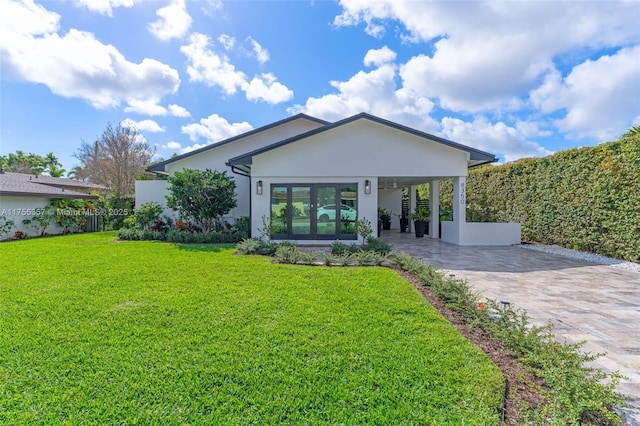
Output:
117 229 166 241
131 202 164 230
330 237 392 255
351 250 388 266
96 196 135 230
235 238 280 255
330 240 360 255
118 229 244 244
165 230 243 244
361 237 393 254
22 208 56 236
0 215 15 239
274 244 299 264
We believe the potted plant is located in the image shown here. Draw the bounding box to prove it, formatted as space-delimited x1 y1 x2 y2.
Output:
378 208 392 230
396 212 409 233
412 206 430 238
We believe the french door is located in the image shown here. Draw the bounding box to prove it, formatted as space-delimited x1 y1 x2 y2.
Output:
270 183 357 240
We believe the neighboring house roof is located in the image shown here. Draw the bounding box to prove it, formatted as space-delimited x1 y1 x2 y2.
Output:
228 112 498 168
147 113 330 173
0 171 101 199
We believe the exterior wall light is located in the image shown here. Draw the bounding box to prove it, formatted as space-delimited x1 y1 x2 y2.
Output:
256 180 263 195
364 179 371 194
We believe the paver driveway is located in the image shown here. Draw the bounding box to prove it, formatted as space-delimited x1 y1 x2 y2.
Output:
381 232 640 425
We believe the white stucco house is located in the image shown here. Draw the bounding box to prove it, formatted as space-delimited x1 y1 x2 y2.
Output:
138 112 520 246
0 170 101 239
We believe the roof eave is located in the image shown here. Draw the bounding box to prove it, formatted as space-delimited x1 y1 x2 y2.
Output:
227 112 499 167
0 190 99 199
148 113 330 171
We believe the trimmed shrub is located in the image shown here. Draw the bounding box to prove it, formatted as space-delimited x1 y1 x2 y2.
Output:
235 238 280 255
118 229 244 244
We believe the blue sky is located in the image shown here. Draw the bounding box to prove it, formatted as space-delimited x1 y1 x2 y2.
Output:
1 0 639 173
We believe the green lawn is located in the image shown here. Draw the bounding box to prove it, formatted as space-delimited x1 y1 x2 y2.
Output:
0 232 503 424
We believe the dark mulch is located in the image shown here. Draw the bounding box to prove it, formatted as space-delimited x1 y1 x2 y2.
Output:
393 268 548 425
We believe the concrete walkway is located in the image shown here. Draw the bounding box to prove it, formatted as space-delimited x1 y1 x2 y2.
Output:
381 231 640 425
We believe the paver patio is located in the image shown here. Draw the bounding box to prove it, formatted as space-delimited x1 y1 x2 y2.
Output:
381 231 640 425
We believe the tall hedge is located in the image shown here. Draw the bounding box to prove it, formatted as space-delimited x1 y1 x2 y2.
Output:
430 131 639 262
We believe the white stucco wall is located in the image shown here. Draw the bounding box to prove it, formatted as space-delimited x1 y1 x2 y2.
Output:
0 195 63 239
442 222 521 246
378 188 403 230
251 120 470 178
135 180 174 219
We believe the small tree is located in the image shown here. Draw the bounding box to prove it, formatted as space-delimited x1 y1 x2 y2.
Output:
166 169 237 233
22 208 56 236
74 123 155 196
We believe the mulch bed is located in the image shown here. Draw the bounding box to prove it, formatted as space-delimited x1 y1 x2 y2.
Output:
392 268 548 425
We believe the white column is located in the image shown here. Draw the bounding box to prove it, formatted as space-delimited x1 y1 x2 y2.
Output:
429 180 440 239
450 176 466 243
453 176 466 224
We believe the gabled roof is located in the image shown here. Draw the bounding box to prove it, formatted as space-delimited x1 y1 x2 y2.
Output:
227 112 497 167
148 113 330 173
0 171 101 199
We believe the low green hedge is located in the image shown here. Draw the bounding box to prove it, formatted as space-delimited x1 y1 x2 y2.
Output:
118 228 246 244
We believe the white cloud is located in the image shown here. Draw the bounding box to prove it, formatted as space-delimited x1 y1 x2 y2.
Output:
181 113 253 146
181 33 292 104
0 0 59 38
243 73 293 104
164 141 182 149
218 34 235 50
168 104 191 117
441 116 553 163
124 101 191 117
530 46 640 141
125 100 171 116
329 0 640 155
247 36 269 64
181 33 247 95
74 0 134 17
180 143 207 154
148 0 192 41
363 46 396 67
1 1 180 111
336 1 640 115
121 118 164 132
200 0 223 17
288 56 437 131
290 45 553 162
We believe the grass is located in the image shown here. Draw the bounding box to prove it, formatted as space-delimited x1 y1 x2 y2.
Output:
0 232 503 424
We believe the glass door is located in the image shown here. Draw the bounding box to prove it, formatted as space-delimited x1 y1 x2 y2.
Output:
316 186 337 237
291 186 311 237
270 183 357 240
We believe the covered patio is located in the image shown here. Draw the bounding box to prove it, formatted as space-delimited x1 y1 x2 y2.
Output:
377 175 521 246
